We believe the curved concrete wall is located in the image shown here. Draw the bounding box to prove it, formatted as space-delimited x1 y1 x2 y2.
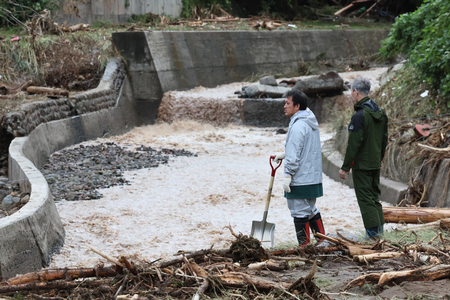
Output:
3 141 64 278
3 61 142 279
321 139 408 206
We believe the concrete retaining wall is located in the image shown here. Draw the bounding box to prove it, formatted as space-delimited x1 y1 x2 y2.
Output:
54 0 182 26
112 29 390 124
322 139 408 206
3 59 142 278
3 59 126 137
2 142 64 278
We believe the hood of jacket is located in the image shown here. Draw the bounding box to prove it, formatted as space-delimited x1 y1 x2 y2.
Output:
290 108 319 130
354 96 385 122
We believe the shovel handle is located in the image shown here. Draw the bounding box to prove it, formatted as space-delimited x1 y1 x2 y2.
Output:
263 156 282 213
269 155 282 177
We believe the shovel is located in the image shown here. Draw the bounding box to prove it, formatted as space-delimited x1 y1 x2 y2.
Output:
250 155 282 248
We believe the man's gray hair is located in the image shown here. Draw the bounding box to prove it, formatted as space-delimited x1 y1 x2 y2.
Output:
351 78 371 96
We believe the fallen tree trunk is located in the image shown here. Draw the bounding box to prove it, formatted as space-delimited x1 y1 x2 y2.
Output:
353 252 402 263
27 86 69 97
344 273 381 290
378 264 450 287
248 259 287 271
216 272 288 290
7 266 118 285
383 207 450 224
0 279 108 293
156 249 230 268
345 264 450 290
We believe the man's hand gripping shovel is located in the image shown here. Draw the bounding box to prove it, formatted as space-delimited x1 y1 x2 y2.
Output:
250 155 282 248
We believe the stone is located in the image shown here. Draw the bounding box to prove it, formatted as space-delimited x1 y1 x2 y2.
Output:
41 142 194 201
379 62 405 86
45 175 56 184
291 71 344 96
1 195 20 211
259 76 278 86
0 190 7 202
20 195 30 205
244 85 291 98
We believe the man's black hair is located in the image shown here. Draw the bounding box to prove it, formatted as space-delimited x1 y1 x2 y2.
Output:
286 91 307 110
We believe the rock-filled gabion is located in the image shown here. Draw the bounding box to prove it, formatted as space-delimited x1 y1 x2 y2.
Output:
40 143 196 201
0 179 28 219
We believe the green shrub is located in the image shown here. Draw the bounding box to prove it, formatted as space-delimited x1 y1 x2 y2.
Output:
381 0 450 96
0 0 58 26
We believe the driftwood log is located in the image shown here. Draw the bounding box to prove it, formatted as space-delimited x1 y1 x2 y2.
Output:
27 86 69 97
6 266 118 286
247 259 288 271
0 279 107 293
378 264 450 287
353 252 402 263
216 272 289 290
156 248 230 268
383 207 450 224
345 264 450 290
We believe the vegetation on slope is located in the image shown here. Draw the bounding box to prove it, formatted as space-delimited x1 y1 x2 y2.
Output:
381 0 450 97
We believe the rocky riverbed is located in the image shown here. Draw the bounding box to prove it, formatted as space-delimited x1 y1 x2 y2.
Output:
40 143 196 202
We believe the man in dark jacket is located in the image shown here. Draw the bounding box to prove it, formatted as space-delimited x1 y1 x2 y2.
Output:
338 78 388 239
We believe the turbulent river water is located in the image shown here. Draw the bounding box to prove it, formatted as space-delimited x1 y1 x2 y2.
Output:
49 68 410 268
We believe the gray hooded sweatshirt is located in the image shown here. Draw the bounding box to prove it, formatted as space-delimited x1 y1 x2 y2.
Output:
284 108 323 197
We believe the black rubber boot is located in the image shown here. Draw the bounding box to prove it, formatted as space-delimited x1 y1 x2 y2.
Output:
294 217 310 247
309 213 325 242
365 226 380 240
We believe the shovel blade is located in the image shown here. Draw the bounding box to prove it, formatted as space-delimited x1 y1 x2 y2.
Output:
250 220 275 249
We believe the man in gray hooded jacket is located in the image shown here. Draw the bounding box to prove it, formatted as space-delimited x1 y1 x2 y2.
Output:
273 91 325 247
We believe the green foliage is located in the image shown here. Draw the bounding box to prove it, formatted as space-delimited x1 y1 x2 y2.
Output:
0 0 59 26
381 0 450 96
92 19 113 29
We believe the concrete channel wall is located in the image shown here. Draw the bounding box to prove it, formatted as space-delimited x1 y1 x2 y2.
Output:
2 60 142 279
322 140 409 206
54 0 182 26
112 29 390 124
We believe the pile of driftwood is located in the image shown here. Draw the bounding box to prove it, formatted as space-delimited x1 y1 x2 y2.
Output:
26 9 91 36
2 222 450 299
386 119 450 207
0 230 331 300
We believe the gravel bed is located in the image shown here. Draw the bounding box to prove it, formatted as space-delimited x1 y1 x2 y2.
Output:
40 143 196 201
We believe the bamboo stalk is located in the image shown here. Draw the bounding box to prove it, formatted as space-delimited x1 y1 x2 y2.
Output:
86 244 125 268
